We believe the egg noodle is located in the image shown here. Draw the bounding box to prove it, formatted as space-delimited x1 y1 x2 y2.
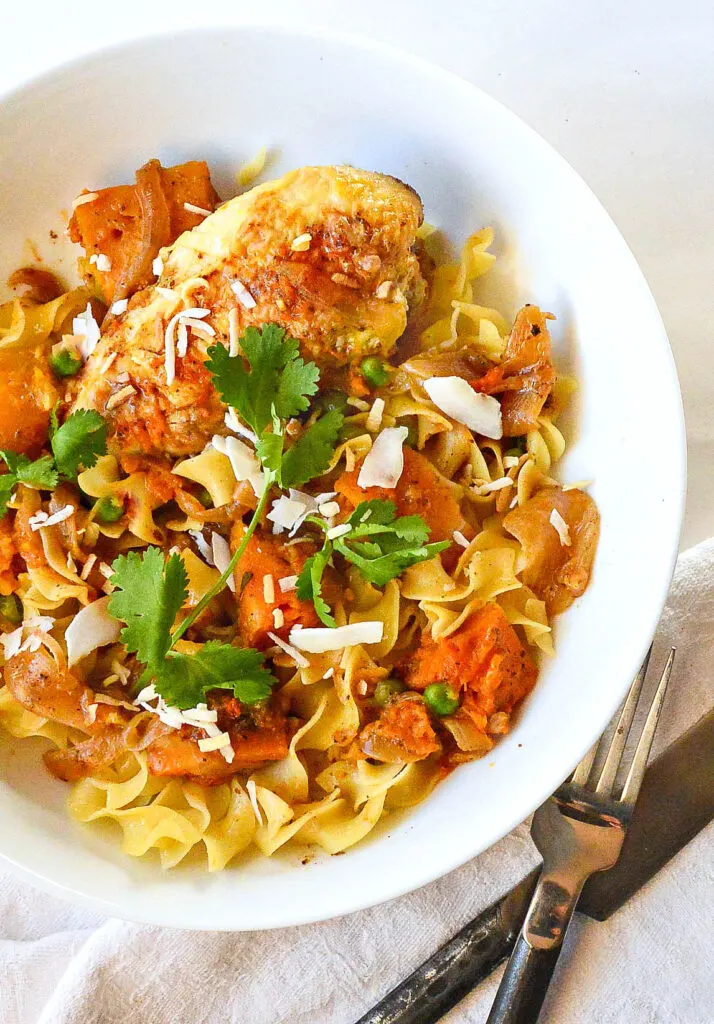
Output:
0 162 599 870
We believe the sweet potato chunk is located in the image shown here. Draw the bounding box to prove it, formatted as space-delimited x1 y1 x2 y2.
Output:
359 696 440 763
0 350 57 454
401 603 537 720
68 159 219 302
336 447 466 547
231 525 318 648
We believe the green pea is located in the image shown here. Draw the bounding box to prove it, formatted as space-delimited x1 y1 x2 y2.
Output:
373 679 407 707
49 348 83 379
313 389 349 417
0 594 22 626
423 682 460 716
196 486 213 509
94 495 124 524
339 421 367 443
504 437 527 458
360 357 390 388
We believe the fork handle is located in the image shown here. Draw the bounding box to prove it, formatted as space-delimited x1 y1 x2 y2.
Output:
486 875 582 1024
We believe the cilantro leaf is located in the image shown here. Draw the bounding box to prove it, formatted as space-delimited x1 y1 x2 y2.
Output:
0 475 15 519
280 409 344 488
108 546 278 711
206 324 319 435
298 500 450 614
156 642 275 709
296 545 335 627
108 548 187 669
0 449 60 518
15 454 59 489
50 409 107 479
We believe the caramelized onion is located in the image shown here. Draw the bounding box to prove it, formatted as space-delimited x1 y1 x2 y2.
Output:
473 305 556 436
112 159 171 300
504 486 600 615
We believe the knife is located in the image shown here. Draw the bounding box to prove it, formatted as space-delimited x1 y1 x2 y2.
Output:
355 706 714 1024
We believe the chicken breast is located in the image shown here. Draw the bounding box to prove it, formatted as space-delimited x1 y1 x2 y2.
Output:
71 165 426 457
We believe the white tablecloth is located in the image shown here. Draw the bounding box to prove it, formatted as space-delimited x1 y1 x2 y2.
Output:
1 2 713 1020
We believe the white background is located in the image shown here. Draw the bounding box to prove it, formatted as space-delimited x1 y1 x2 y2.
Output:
3 0 713 548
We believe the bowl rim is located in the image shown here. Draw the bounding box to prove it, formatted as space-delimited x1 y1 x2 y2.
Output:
0 22 687 930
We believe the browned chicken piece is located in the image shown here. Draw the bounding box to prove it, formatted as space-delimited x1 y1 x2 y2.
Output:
70 165 426 457
359 695 440 763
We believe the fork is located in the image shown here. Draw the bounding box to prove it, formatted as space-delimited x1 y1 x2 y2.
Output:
486 646 676 1024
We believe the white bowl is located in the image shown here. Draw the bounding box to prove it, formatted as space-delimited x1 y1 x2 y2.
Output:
0 26 685 931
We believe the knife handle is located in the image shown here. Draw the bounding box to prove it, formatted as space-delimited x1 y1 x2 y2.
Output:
353 884 529 1024
484 934 561 1024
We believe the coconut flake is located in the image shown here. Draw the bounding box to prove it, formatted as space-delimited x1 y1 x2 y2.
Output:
317 500 340 518
357 426 408 490
549 508 572 546
272 608 285 629
231 280 257 309
452 530 470 549
29 504 75 531
288 621 384 653
246 779 264 824
266 630 309 668
365 397 385 433
278 575 298 593
198 732 231 753
263 574 275 604
327 523 351 541
110 299 128 315
72 191 99 209
72 303 101 361
189 530 214 564
152 256 164 276
211 534 236 593
347 397 370 412
211 434 264 497
475 477 514 496
106 384 136 410
228 307 240 356
290 233 312 252
65 596 122 666
224 407 258 444
267 495 309 534
95 254 111 272
423 376 503 439
184 202 213 217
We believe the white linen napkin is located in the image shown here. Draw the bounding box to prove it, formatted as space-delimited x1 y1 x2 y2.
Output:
2 538 713 1024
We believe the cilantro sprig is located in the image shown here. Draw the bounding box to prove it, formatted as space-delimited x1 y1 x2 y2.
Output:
108 547 276 709
0 409 107 518
206 325 344 489
297 500 450 626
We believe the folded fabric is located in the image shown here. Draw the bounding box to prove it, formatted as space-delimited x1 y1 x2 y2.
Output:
2 538 713 1024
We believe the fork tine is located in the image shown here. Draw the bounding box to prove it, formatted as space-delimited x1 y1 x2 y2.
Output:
571 743 598 786
620 648 675 804
594 646 653 795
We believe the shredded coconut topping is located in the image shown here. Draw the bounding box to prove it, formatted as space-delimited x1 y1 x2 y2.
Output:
290 233 312 252
72 303 101 361
452 530 470 549
183 202 213 217
263 574 275 605
272 608 285 629
549 508 572 546
189 530 214 564
152 256 164 276
29 505 75 531
365 397 385 433
266 630 309 668
228 307 240 356
246 779 264 824
231 280 257 309
278 575 298 593
224 406 258 445
72 191 99 209
327 523 351 541
211 534 236 592
95 253 111 272
474 477 514 496
106 384 136 410
110 299 128 315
